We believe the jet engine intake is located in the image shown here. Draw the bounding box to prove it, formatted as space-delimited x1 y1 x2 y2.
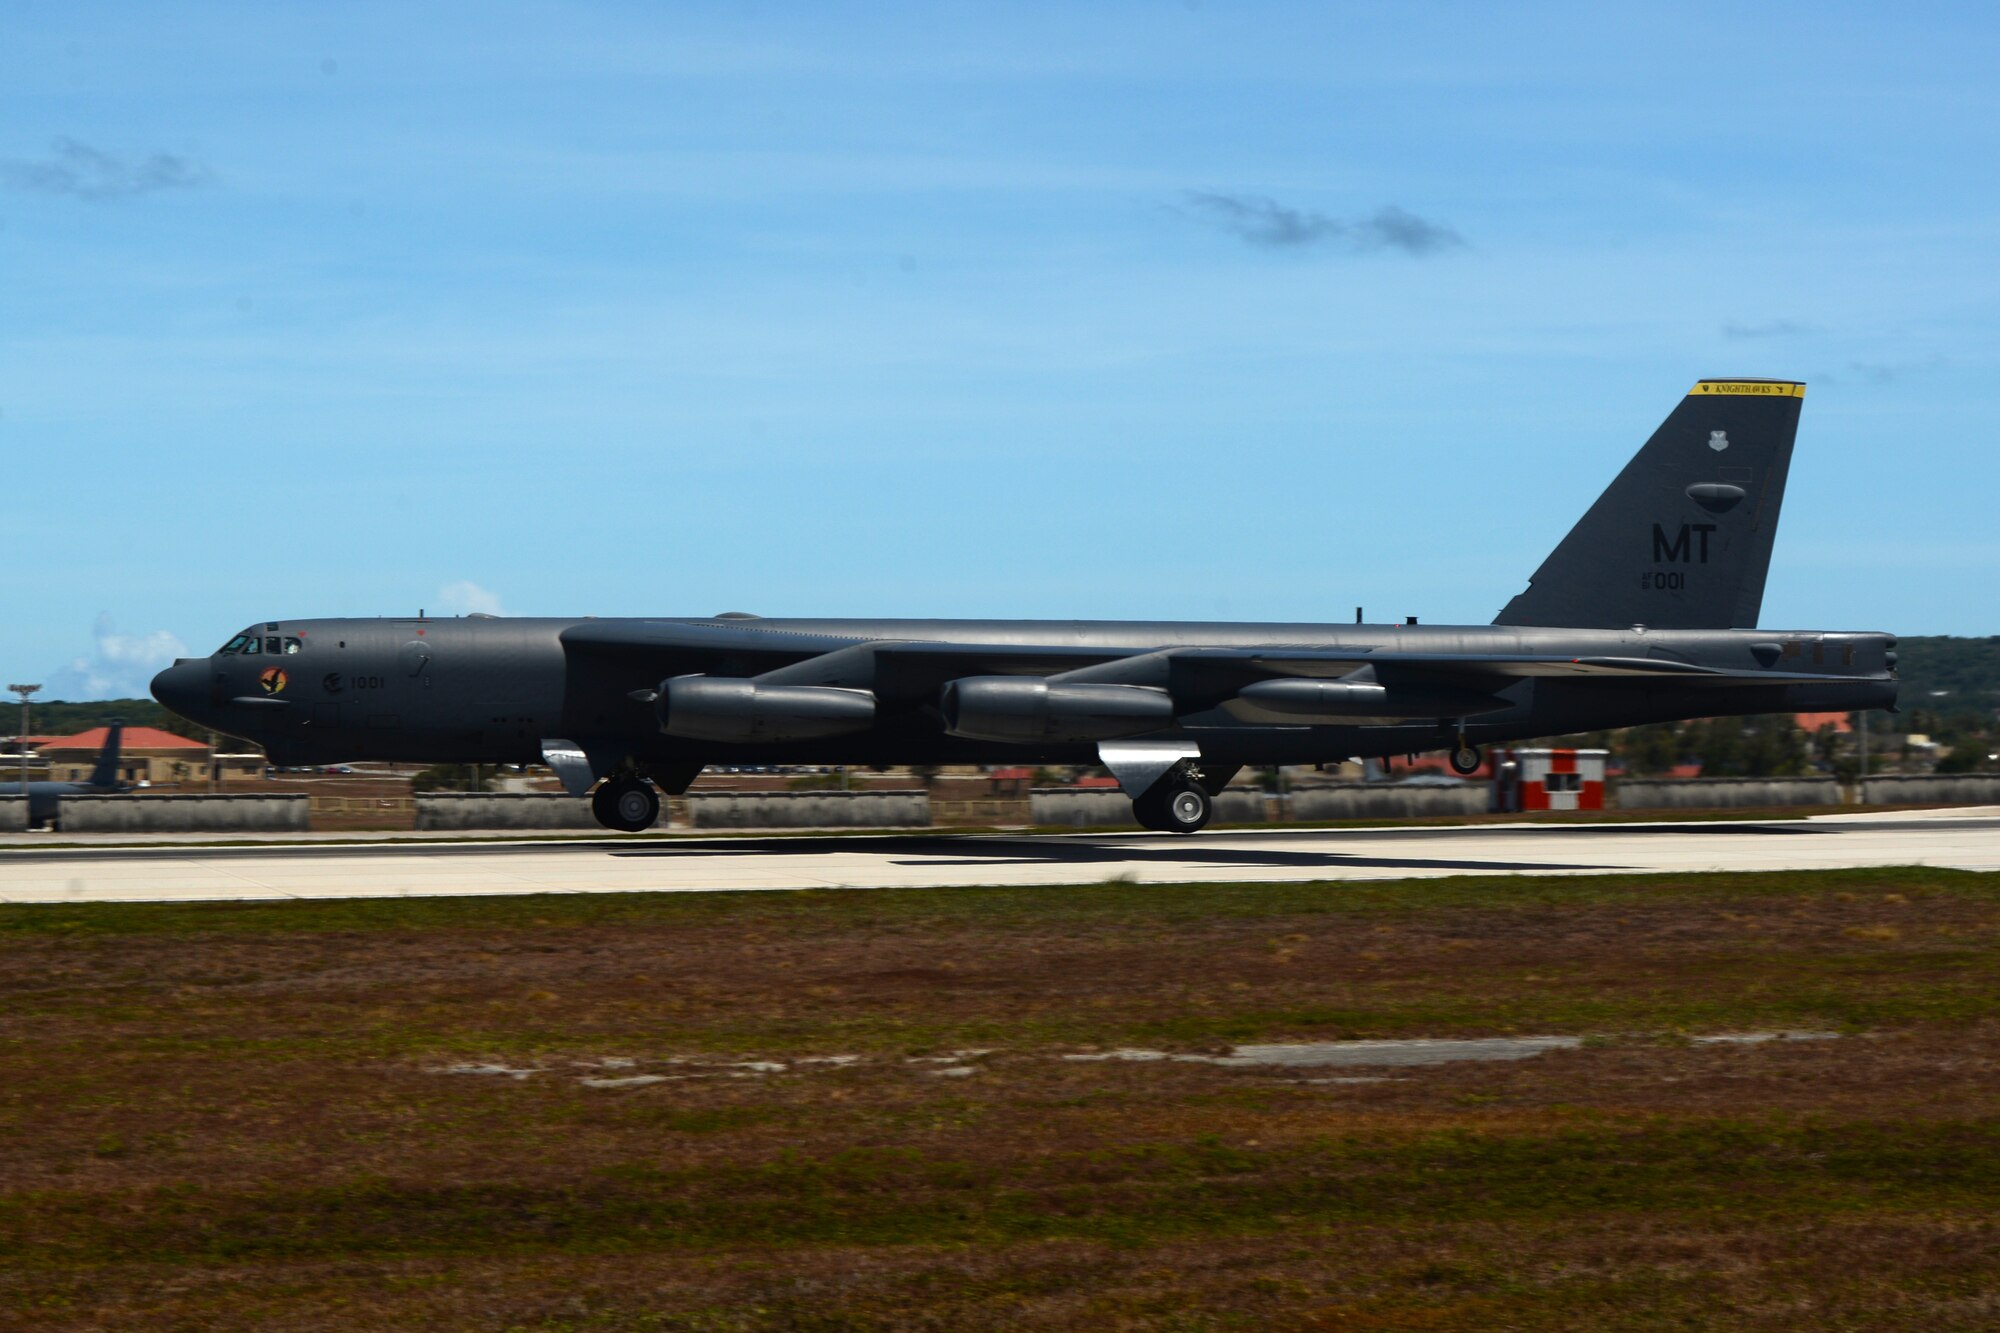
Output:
941 676 1173 743
1230 678 1508 723
657 676 875 744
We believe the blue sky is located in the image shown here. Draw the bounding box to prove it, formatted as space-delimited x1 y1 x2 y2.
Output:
5 1 1997 697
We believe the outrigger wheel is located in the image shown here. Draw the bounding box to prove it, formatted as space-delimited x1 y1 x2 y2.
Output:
1448 744 1483 777
591 776 661 832
1132 775 1213 834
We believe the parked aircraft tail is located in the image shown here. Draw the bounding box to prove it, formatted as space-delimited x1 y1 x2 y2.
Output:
1493 379 1803 630
87 721 124 789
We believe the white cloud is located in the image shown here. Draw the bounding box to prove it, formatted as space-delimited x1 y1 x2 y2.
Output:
437 580 505 616
45 614 188 700
1 137 214 201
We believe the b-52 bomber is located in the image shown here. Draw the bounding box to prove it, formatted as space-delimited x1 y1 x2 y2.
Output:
152 380 1897 833
0 721 126 829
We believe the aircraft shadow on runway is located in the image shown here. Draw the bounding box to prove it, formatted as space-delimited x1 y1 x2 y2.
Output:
610 835 1606 874
1554 822 1827 836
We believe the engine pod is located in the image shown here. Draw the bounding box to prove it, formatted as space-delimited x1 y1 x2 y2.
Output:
658 676 875 744
941 676 1173 743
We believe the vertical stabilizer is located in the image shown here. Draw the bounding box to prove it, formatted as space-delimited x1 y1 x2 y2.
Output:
87 721 124 789
1493 379 1803 629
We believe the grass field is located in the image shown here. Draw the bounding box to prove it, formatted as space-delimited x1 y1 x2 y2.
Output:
3 867 1999 1330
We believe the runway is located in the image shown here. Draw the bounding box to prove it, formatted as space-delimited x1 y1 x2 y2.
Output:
2 808 1997 905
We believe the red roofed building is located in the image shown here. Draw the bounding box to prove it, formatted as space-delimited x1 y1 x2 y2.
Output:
1794 712 1854 734
38 726 214 786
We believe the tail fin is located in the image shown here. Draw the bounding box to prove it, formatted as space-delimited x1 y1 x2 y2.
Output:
1493 379 1803 629
87 721 123 789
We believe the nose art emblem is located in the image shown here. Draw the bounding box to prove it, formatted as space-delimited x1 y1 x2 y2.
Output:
259 668 289 695
322 672 344 694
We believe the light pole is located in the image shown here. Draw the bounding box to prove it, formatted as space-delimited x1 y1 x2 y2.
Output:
8 684 41 793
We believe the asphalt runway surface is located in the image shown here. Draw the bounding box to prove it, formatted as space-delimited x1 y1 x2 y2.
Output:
2 808 1997 905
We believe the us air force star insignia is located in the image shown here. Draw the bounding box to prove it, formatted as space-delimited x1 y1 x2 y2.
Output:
1709 430 1729 452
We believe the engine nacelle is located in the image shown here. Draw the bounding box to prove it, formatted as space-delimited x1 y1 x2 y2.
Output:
941 676 1173 743
1230 677 1509 723
657 676 875 744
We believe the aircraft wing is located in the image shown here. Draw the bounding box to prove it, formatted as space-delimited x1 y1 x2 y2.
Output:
559 620 863 663
1162 648 1869 711
563 623 1871 713
1168 647 1833 679
560 621 1128 699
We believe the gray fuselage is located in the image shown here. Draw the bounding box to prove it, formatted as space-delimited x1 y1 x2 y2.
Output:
149 615 1898 772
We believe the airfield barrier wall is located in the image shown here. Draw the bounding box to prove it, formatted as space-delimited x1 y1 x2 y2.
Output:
57 794 310 833
1214 790 1272 822
1029 784 1482 828
1612 777 1841 810
0 797 25 832
1030 788 1273 827
1286 783 1488 821
685 790 930 829
930 797 1035 827
1859 775 2000 806
414 793 611 831
1029 789 1131 827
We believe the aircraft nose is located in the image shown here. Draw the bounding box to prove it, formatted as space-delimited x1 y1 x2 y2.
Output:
151 659 208 719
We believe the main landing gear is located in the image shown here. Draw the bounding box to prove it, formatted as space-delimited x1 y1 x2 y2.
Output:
591 776 661 832
1133 773 1214 834
1447 743 1484 777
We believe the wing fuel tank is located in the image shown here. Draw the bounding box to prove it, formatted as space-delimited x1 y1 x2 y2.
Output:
658 676 875 744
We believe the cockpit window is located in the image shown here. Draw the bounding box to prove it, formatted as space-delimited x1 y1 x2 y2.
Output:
218 632 301 655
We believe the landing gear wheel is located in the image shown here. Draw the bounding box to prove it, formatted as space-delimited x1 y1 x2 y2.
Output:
1133 778 1213 834
1448 744 1483 777
591 777 660 832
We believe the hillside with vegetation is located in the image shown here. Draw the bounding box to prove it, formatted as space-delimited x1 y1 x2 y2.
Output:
1890 635 2000 714
3 698 219 743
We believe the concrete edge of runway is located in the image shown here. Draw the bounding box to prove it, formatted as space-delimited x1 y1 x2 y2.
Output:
2 804 1998 863
14 801 2000 859
0 804 1856 856
1 803 1996 860
1 805 1997 907
0 800 1992 840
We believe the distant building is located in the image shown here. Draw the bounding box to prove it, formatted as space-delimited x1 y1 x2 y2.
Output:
28 726 262 786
